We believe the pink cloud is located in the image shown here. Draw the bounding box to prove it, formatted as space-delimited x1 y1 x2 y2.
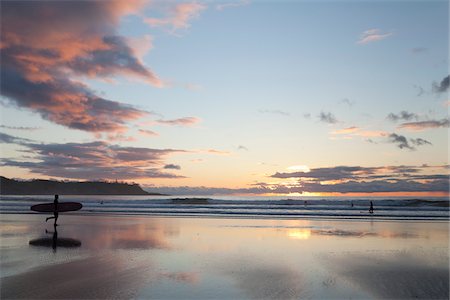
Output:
138 129 159 137
1 1 163 133
204 149 231 155
331 126 359 135
357 29 392 44
157 117 201 126
145 2 206 31
331 126 386 138
398 119 450 131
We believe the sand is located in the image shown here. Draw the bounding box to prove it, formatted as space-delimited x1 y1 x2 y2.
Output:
1 214 448 299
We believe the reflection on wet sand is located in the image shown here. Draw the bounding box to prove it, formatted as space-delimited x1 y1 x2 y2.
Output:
29 225 81 252
1 255 151 299
158 272 199 284
287 228 311 240
220 259 305 299
322 252 449 299
68 218 176 250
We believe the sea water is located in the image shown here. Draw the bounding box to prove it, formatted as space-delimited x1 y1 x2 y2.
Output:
0 195 448 220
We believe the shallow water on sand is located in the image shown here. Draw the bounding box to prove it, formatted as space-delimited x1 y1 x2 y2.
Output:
1 214 448 299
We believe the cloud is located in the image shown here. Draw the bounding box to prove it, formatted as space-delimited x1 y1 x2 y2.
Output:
398 119 450 131
164 164 181 170
386 111 419 122
216 0 250 11
340 98 355 107
432 75 449 93
319 112 338 124
413 85 425 96
0 132 32 144
0 125 40 131
357 29 392 44
138 129 159 136
144 2 206 32
388 133 413 150
0 132 185 180
331 126 359 135
297 179 448 193
0 1 163 133
268 164 449 193
156 117 201 126
411 47 428 54
387 133 431 151
410 138 432 146
143 164 449 195
237 145 248 151
272 166 380 181
258 109 290 116
204 149 231 155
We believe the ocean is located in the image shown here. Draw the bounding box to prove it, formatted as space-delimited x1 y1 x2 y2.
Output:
1 195 449 220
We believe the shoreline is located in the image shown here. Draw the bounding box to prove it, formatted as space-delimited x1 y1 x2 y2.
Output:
2 211 450 222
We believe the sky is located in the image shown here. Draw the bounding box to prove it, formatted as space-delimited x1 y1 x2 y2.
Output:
0 0 449 196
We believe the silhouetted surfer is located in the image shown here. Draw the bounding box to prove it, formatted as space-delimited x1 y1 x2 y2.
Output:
369 201 374 214
46 195 59 225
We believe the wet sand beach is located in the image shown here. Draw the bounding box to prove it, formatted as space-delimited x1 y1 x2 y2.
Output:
1 214 448 299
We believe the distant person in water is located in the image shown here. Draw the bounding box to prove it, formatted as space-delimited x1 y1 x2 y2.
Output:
46 195 59 225
369 201 374 214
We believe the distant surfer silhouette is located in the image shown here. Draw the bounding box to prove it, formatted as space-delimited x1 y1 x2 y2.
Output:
46 195 59 225
369 201 374 214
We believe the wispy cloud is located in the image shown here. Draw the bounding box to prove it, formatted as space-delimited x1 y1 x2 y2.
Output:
388 133 431 151
164 164 181 170
0 132 33 144
0 132 185 180
398 119 450 131
432 75 449 94
144 2 206 32
156 117 201 126
216 0 250 11
138 129 159 137
331 127 387 140
319 112 338 124
340 98 355 107
237 145 248 151
0 125 40 131
203 149 231 155
386 111 419 122
258 109 290 116
331 126 359 135
357 28 392 44
411 47 428 54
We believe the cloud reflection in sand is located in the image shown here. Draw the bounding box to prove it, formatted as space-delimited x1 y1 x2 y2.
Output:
62 216 178 250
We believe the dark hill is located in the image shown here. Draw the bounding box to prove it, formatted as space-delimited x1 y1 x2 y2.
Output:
0 176 164 195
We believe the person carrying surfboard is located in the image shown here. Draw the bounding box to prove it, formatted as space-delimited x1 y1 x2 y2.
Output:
46 195 59 225
31 197 82 223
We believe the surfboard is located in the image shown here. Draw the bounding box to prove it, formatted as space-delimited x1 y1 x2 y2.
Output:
30 202 82 213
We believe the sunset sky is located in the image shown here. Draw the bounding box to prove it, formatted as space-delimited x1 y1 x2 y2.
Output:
1 0 448 196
